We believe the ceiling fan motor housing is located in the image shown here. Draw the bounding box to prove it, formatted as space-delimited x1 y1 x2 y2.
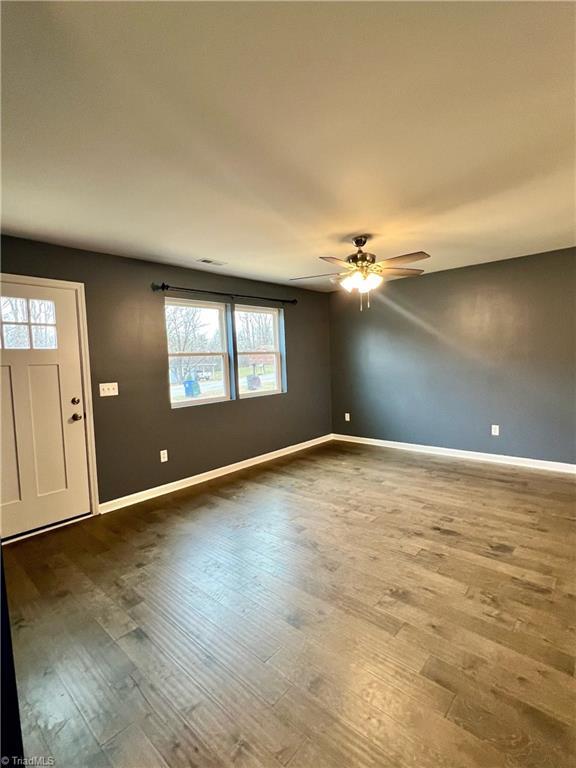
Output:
348 251 376 266
348 235 376 266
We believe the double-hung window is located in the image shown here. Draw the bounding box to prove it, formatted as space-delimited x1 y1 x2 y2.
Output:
165 299 230 407
235 305 283 398
165 298 285 407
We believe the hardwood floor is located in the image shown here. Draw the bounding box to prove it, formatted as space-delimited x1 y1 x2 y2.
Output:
4 442 575 768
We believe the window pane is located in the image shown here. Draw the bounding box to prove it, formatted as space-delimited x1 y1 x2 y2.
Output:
32 325 58 349
235 310 276 352
29 299 56 324
169 355 227 403
1 297 28 323
165 304 224 353
3 324 30 349
238 353 279 395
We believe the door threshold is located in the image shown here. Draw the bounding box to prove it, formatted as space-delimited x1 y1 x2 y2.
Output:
2 512 93 545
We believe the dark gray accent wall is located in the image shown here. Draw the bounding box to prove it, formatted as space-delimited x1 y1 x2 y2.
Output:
1 236 332 502
330 248 576 464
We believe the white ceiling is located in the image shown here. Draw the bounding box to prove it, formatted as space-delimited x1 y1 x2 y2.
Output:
2 2 574 289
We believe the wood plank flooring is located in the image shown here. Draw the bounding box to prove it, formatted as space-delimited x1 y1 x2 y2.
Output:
4 442 576 768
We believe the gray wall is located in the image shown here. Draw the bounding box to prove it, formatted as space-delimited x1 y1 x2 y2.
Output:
2 236 573 504
330 248 576 464
1 236 332 502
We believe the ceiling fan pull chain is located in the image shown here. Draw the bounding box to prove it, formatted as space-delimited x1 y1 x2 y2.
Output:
367 290 371 309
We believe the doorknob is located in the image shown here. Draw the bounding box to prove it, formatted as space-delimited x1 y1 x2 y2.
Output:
71 413 83 421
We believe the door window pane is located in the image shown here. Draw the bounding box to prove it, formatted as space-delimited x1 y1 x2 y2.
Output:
3 324 31 349
169 355 227 403
31 325 58 349
165 304 224 353
29 299 56 324
1 297 28 323
237 353 279 395
0 296 58 351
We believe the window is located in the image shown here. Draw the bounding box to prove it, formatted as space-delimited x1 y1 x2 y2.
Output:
165 299 230 407
235 305 283 398
0 296 58 350
164 299 285 407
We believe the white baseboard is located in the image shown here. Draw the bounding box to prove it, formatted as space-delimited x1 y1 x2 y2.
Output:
331 434 576 474
100 432 574 515
8 432 572 539
98 434 333 514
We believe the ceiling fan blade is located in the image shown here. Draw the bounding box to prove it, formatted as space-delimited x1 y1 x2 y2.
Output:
320 256 350 266
377 267 425 277
290 271 346 281
376 251 430 267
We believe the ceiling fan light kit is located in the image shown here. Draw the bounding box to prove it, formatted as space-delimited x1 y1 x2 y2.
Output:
340 270 383 293
291 235 430 311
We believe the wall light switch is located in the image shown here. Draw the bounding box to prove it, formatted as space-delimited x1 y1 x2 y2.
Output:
160 449 168 463
345 412 351 422
491 424 500 437
99 382 119 397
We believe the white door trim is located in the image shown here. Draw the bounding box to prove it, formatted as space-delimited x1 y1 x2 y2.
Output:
0 273 100 521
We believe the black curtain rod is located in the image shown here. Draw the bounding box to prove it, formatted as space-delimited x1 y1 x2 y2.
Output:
152 282 298 305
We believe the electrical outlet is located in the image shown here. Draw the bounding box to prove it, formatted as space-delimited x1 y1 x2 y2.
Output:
160 449 168 463
99 382 119 397
491 424 500 437
344 412 351 422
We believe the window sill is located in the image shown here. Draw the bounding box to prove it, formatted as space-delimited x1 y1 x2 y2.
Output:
239 389 285 400
170 395 231 409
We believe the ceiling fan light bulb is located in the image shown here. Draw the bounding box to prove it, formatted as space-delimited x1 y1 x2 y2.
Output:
365 272 384 291
340 271 363 292
340 274 355 292
356 272 383 293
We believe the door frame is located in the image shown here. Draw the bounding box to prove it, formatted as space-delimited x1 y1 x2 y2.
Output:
0 273 100 524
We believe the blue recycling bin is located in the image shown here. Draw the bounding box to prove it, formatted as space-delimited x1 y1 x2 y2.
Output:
183 379 201 397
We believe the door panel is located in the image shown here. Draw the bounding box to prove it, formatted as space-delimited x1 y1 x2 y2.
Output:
1 279 91 537
0 366 21 505
29 364 68 495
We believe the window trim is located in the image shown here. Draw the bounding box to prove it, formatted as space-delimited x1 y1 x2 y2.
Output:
165 298 232 409
234 304 284 399
164 298 287 407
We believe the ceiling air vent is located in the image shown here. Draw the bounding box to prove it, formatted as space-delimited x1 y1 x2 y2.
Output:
197 258 226 266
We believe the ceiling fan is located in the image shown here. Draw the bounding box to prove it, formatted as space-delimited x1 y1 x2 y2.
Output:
291 235 430 309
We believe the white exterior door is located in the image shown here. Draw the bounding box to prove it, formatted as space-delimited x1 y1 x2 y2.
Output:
1 277 92 537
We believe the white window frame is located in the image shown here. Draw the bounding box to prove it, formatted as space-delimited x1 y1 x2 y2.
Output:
235 304 283 399
165 298 231 408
